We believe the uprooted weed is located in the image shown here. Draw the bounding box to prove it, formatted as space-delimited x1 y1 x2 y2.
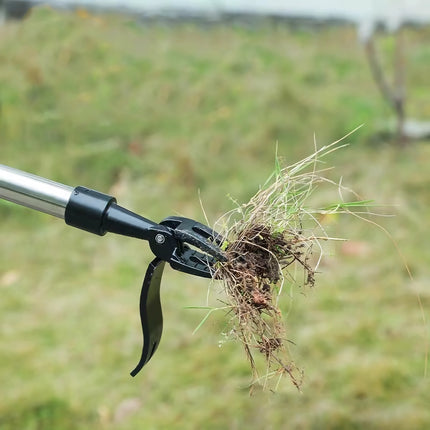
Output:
212 131 370 390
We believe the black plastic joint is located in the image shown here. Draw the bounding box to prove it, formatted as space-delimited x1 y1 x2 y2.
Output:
65 186 116 236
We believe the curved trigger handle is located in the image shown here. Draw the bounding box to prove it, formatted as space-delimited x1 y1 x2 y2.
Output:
130 258 166 376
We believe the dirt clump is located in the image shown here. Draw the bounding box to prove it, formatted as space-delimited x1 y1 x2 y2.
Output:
216 224 315 389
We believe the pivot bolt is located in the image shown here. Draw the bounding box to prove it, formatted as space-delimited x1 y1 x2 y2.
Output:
155 233 165 244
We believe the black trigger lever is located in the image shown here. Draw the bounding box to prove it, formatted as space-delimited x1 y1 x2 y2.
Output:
130 258 165 376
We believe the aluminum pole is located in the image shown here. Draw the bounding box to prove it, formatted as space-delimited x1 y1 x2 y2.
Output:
0 164 73 218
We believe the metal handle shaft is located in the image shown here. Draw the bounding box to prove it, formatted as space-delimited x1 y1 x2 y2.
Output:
0 164 73 218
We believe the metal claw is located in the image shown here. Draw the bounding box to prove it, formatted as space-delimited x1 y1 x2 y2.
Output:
161 216 226 263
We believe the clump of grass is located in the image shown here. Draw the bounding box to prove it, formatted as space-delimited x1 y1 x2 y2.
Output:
212 130 371 390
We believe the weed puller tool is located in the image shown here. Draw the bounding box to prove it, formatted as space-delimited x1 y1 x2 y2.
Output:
0 164 226 376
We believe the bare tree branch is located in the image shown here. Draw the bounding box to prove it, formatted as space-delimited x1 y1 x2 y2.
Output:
364 29 407 145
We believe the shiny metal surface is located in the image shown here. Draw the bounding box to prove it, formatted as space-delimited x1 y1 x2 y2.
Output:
0 164 73 218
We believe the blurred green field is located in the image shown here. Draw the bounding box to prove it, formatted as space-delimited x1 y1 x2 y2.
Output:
1 7 430 429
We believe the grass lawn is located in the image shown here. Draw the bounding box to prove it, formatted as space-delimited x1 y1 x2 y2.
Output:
1 7 429 429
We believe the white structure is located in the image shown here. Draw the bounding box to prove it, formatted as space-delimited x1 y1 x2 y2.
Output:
3 0 430 24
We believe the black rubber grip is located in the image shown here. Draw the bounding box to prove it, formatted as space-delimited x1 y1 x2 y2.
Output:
64 186 116 236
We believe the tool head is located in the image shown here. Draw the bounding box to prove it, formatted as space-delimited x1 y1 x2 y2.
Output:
131 216 226 376
160 215 226 278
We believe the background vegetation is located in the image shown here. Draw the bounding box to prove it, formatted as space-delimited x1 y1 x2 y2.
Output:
0 7 429 429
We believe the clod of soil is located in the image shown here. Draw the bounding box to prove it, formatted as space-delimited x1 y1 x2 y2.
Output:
216 223 315 389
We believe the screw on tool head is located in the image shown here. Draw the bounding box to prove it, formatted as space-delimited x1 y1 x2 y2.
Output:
155 233 165 244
